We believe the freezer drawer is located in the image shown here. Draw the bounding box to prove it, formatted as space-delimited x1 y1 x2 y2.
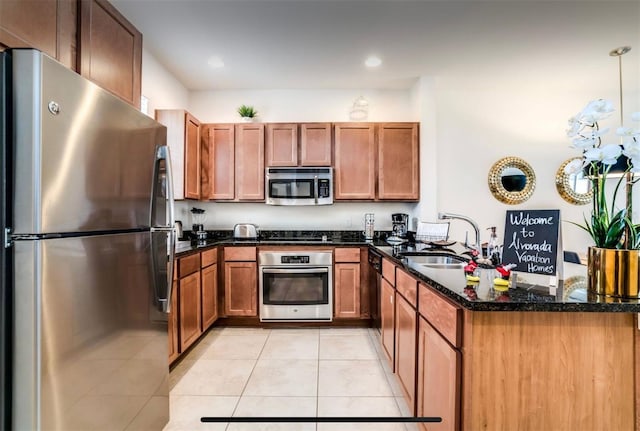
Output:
12 231 169 430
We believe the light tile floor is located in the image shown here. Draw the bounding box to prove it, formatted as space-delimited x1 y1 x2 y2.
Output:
164 327 418 431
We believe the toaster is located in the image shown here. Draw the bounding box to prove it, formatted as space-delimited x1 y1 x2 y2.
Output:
233 223 259 239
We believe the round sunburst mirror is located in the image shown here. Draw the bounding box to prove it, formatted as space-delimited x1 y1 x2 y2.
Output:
555 157 593 205
487 157 536 205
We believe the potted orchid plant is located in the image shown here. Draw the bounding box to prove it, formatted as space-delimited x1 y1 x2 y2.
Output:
565 99 640 297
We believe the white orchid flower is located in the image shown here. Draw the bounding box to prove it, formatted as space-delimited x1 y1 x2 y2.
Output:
571 136 596 150
584 144 622 165
616 127 636 137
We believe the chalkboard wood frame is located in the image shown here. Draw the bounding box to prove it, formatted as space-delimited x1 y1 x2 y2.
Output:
502 210 560 276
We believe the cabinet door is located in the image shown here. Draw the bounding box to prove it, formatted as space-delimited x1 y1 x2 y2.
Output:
380 278 395 370
266 123 298 166
378 123 419 200
184 113 201 199
417 318 461 431
334 263 361 319
395 293 417 413
179 271 202 352
300 123 332 166
78 0 142 108
168 279 179 363
334 123 376 199
206 124 235 200
224 262 257 316
0 0 76 69
201 263 218 331
235 124 265 200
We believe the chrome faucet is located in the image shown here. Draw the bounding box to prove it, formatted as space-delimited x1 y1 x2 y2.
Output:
438 212 482 257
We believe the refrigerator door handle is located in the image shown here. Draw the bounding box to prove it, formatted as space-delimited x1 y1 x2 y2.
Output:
150 145 175 313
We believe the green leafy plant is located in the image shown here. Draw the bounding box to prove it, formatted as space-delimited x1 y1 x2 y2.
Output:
237 105 258 118
565 99 640 249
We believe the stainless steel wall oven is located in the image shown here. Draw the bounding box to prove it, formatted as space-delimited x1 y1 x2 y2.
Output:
259 251 333 321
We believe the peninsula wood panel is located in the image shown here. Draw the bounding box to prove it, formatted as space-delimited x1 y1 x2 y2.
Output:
334 263 360 319
300 123 332 166
462 311 636 431
334 123 376 200
205 124 235 200
235 124 265 200
79 0 142 108
266 123 298 166
0 0 77 69
377 123 419 200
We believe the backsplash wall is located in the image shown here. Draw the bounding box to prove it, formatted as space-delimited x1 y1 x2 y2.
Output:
175 200 418 232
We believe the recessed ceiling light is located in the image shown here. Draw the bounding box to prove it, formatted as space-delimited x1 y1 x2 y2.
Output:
207 56 225 68
365 56 382 68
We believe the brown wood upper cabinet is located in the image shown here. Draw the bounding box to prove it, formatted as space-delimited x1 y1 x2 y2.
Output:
0 0 77 70
334 123 376 200
203 124 235 200
265 123 332 167
156 110 202 200
235 124 265 200
78 0 142 108
378 123 419 200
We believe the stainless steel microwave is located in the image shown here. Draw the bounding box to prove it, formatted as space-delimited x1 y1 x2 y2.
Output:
265 167 333 205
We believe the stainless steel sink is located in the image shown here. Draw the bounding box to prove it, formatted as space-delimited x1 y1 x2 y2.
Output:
405 254 467 269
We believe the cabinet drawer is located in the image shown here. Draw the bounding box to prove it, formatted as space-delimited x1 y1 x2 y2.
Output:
178 253 200 278
201 248 218 267
419 283 461 347
334 247 360 263
225 246 257 261
396 269 417 307
382 258 396 286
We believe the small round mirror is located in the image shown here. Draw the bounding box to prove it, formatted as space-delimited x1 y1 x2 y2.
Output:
488 156 536 205
555 157 593 205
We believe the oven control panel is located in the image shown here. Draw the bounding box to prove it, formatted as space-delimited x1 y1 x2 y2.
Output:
281 255 310 264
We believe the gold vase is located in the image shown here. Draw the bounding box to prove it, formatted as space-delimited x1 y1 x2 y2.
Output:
587 247 640 298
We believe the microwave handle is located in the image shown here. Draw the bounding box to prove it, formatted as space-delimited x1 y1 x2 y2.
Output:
314 175 318 204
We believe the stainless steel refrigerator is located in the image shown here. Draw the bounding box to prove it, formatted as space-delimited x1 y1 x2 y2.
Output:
1 49 175 430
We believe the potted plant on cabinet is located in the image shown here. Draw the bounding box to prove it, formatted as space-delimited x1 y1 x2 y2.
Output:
237 105 258 122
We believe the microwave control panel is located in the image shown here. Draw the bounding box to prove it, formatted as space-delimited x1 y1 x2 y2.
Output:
318 179 330 198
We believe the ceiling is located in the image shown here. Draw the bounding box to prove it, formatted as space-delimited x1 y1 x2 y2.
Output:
111 0 640 91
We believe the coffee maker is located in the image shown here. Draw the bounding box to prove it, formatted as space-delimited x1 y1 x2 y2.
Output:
391 213 409 238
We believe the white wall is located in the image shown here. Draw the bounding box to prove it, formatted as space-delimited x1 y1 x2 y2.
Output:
140 49 189 115
189 89 416 123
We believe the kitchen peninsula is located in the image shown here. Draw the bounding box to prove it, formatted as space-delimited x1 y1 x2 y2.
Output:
172 231 640 431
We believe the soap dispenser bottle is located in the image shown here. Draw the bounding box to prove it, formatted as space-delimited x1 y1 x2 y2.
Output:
487 226 500 265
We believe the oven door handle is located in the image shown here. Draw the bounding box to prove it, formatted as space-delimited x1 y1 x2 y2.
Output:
262 267 329 274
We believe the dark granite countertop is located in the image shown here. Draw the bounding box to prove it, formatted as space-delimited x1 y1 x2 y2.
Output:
373 243 640 312
174 230 640 312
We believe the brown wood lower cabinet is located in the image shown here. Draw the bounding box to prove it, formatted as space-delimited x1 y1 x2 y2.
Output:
224 262 257 316
394 292 417 412
178 271 201 352
380 277 395 369
334 263 361 319
201 263 218 330
417 317 461 431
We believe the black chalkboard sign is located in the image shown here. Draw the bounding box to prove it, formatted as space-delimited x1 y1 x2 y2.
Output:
502 210 560 275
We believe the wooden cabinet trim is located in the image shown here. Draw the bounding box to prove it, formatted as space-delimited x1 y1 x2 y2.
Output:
201 248 218 268
419 283 461 347
382 258 396 286
178 253 200 278
224 246 257 262
334 247 361 263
